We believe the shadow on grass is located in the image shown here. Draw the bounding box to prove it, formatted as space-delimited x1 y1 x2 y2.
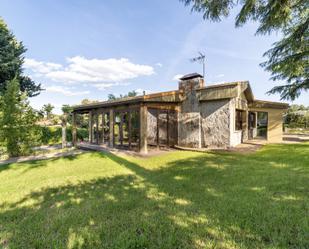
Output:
0 143 308 248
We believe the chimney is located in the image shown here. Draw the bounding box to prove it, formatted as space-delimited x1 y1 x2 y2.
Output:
178 73 204 92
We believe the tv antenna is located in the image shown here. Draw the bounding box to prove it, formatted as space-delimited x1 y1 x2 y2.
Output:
190 51 206 78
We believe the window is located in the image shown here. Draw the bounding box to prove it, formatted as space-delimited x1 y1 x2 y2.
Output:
235 110 243 131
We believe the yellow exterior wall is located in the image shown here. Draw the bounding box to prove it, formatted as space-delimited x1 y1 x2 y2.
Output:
249 107 285 143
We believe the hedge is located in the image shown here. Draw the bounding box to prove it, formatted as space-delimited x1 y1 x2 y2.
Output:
39 126 88 145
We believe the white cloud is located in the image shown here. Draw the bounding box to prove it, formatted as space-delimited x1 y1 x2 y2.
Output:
25 56 155 87
24 58 62 74
155 62 163 67
172 74 183 81
45 85 90 96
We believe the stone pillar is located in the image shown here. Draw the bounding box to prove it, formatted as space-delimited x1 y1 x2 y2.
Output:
109 109 114 148
139 104 148 154
72 112 77 147
89 111 93 143
242 110 249 141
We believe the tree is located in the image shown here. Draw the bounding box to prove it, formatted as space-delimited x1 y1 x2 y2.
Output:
0 18 41 97
60 105 73 148
42 103 54 120
180 0 308 100
108 90 138 100
80 98 99 105
0 78 40 156
108 94 117 100
61 104 73 126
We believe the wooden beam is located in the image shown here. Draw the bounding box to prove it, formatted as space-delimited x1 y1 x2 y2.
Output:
89 111 93 143
72 112 77 147
156 109 159 148
167 110 169 147
109 109 114 148
95 113 99 144
120 112 123 146
101 113 105 144
128 109 132 149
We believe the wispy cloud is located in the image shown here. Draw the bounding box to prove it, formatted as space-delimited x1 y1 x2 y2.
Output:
45 85 90 96
155 62 163 67
24 56 155 88
24 58 62 74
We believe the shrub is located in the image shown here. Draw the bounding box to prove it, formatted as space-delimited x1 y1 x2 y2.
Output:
39 126 88 145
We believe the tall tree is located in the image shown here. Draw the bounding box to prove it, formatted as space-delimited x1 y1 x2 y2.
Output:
180 0 308 100
0 78 40 156
0 18 41 97
42 103 54 120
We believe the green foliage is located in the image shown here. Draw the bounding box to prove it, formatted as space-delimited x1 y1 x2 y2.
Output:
0 143 308 248
180 0 309 100
0 78 40 157
39 126 88 145
285 104 309 128
108 90 139 100
41 103 54 120
80 98 99 105
0 18 41 97
61 104 73 115
263 14 309 100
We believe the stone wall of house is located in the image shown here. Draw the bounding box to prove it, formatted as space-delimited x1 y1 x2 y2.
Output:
178 85 201 148
147 109 157 145
178 112 201 148
200 99 231 148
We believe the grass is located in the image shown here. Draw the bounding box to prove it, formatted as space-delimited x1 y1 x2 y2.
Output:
0 143 308 249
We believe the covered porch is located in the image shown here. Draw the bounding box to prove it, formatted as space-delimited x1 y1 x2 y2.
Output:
71 92 181 154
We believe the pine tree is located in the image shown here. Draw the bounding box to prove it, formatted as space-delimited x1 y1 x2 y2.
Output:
0 18 41 97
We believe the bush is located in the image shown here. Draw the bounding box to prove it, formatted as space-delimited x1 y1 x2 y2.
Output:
39 126 88 145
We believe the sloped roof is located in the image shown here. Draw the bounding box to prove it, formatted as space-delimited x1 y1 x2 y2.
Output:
72 90 181 112
197 81 254 102
249 100 289 109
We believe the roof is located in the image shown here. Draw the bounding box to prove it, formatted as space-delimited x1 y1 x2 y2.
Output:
249 100 289 109
197 81 254 102
180 73 203 81
72 90 181 112
72 79 288 112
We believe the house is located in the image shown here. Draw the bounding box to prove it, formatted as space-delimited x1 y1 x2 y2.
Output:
71 73 288 153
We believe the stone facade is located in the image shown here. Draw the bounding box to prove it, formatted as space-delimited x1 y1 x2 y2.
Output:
178 112 201 148
200 99 231 148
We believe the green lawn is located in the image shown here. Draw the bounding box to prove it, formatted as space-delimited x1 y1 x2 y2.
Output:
0 144 308 249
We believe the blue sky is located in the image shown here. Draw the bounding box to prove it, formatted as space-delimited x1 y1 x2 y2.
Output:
1 0 308 113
